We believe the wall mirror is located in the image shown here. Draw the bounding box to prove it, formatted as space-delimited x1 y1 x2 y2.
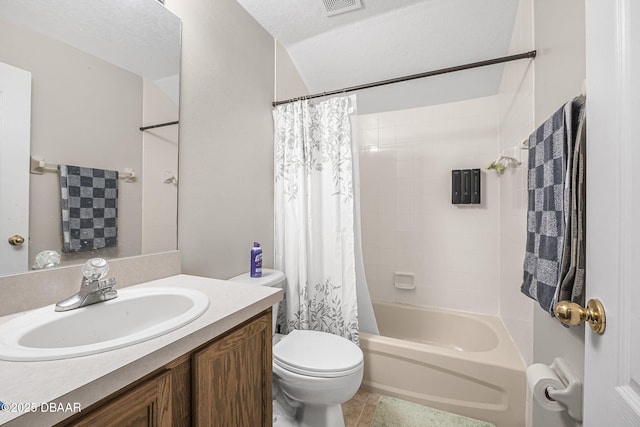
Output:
0 0 181 276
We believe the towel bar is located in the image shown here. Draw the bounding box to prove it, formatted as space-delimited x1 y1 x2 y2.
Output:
30 156 136 183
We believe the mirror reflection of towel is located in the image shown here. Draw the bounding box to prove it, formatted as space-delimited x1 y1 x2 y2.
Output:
59 165 118 252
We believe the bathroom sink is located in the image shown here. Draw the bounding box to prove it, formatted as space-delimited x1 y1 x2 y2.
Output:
0 287 209 361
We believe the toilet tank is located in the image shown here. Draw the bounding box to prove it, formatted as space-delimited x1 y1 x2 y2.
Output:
229 268 285 336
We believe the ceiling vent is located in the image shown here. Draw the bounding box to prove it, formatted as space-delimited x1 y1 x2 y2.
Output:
322 0 363 17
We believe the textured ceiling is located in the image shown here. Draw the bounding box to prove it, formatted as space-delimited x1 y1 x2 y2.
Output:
237 0 429 45
0 0 180 81
237 0 520 113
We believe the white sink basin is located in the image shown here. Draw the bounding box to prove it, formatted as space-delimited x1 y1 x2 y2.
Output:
0 287 209 361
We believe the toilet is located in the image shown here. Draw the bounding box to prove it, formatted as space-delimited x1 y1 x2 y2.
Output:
230 269 364 427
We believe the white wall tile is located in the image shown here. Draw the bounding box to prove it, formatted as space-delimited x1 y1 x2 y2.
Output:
395 159 414 179
359 96 501 315
377 111 397 129
359 114 378 131
378 126 395 146
360 129 379 149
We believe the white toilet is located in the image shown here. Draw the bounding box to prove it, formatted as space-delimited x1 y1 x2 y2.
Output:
230 269 364 427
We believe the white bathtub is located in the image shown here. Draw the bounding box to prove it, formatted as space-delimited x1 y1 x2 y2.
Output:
360 301 526 427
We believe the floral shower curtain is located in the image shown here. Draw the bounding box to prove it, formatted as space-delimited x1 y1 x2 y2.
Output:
273 95 359 343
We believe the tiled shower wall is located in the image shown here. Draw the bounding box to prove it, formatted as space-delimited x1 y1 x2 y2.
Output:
358 96 502 315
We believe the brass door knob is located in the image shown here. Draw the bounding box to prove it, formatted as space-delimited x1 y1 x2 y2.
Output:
8 235 25 246
554 299 606 334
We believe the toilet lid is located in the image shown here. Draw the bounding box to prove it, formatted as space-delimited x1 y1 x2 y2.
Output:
273 329 363 378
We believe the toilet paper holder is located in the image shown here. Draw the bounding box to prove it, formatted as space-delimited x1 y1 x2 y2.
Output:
545 358 583 421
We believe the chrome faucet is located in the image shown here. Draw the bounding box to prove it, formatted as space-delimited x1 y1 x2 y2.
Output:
55 258 117 312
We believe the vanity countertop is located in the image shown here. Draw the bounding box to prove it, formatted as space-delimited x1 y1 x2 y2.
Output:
0 274 283 427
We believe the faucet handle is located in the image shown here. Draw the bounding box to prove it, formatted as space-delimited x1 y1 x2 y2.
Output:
82 258 109 282
97 277 116 290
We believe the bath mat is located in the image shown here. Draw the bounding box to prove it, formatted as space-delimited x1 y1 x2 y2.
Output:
371 396 495 427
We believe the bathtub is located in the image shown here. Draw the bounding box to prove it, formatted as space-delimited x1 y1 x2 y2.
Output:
359 301 526 427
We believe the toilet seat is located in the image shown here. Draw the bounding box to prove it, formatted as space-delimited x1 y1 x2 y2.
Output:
273 329 363 378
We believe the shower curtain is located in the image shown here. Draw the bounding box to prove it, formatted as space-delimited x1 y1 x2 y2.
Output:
273 95 361 343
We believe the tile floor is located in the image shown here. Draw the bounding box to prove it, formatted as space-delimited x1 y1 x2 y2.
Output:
342 387 382 427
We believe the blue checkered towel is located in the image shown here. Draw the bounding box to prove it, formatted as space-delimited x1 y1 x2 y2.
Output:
59 165 118 252
521 97 585 314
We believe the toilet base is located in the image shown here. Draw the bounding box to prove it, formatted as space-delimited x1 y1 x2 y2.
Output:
273 400 297 426
299 403 345 427
272 400 345 427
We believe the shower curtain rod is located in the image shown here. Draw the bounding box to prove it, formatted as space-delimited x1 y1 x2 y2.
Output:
272 50 537 107
139 120 179 132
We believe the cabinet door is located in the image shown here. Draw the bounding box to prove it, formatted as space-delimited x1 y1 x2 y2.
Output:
192 311 272 427
69 371 172 427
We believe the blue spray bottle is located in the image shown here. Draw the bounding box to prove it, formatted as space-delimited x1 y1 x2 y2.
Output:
250 242 262 278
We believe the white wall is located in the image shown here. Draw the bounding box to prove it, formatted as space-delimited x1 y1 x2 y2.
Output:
532 0 586 426
165 0 309 280
166 0 274 279
0 18 143 267
275 42 309 101
497 0 535 366
498 3 587 427
358 96 502 314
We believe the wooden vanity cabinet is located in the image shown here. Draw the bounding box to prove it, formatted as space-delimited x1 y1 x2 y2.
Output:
64 370 174 427
57 310 271 427
192 308 272 426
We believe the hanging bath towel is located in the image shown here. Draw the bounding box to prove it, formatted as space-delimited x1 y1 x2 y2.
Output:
521 97 585 314
59 165 118 252
557 97 586 306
